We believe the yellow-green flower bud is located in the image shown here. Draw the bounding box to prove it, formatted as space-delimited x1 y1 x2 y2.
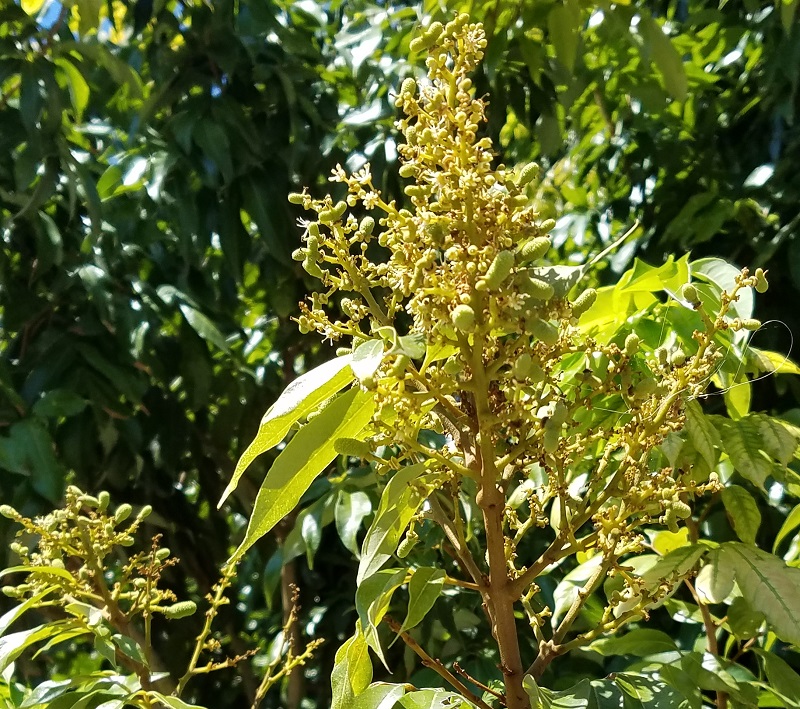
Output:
319 201 347 224
398 164 415 178
517 162 539 186
479 250 515 290
681 283 700 304
518 237 550 263
291 248 306 261
2 586 20 598
513 353 532 379
156 548 171 561
451 304 476 332
288 192 305 205
425 21 444 42
137 505 153 520
528 319 559 346
409 36 427 53
334 438 373 459
400 78 416 97
671 499 692 519
740 318 761 331
571 289 597 318
0 505 17 519
670 349 687 367
163 601 197 619
114 504 133 524
308 222 320 238
97 491 110 512
538 218 556 233
624 333 640 356
755 268 768 294
336 347 351 356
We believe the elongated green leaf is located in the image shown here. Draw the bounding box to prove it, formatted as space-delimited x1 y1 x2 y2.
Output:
234 387 374 557
356 568 406 665
528 672 686 709
335 491 372 557
400 689 476 709
774 503 800 553
357 463 427 584
587 629 676 657
53 58 89 121
755 650 800 709
0 624 67 672
721 542 800 645
219 356 354 507
400 568 445 633
548 0 581 72
641 544 707 587
753 413 798 464
721 485 761 545
641 14 687 101
749 348 800 376
691 258 754 321
0 590 52 638
352 683 406 709
684 400 720 469
0 565 75 584
149 693 208 709
331 624 373 709
718 418 771 488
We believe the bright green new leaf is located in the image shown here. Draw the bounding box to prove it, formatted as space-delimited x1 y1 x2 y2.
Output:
0 565 75 584
219 355 354 507
720 542 800 645
53 59 90 122
641 14 687 101
723 378 751 419
178 303 230 352
721 485 761 545
234 387 374 558
691 258 754 321
0 589 52 637
684 400 720 469
0 623 68 672
148 694 207 709
400 568 445 633
399 689 475 709
357 463 427 584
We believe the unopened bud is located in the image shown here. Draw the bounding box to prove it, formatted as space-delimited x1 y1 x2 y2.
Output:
334 438 373 459
624 333 640 356
571 289 597 318
518 237 550 263
288 192 305 205
479 250 515 290
163 601 197 619
681 283 700 304
754 268 768 294
517 162 539 186
114 504 132 524
451 304 476 332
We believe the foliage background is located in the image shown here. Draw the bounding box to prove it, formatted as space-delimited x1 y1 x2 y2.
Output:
1 0 799 706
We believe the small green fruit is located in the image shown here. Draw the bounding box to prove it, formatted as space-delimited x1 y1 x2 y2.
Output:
480 250 515 290
624 333 640 356
334 437 373 459
740 318 761 331
755 268 768 294
517 162 539 186
114 504 132 524
288 192 305 205
451 304 476 332
681 283 700 304
513 353 532 379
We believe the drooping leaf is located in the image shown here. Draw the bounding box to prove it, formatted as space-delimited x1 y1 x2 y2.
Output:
234 387 375 557
219 356 354 506
335 490 372 557
331 625 373 709
683 399 720 469
400 568 445 633
721 485 761 545
357 463 427 585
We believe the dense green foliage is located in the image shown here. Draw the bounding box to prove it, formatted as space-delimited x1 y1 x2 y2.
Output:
1 1 800 708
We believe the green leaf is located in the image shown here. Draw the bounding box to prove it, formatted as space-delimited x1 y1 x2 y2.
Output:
234 387 374 558
726 596 765 639
774 503 800 553
357 463 427 584
695 548 734 603
219 356 354 507
753 413 798 464
399 689 475 708
400 568 445 632
32 389 87 418
683 400 720 469
691 258 754 321
352 682 406 709
718 417 771 488
0 589 52 637
54 58 89 121
335 490 372 557
755 650 800 708
0 565 75 584
720 542 800 645
548 0 581 72
355 568 406 665
587 629 677 657
148 693 207 709
331 625 373 709
721 485 761 545
178 303 229 352
640 14 687 102
0 624 66 672
748 347 800 376
351 339 385 381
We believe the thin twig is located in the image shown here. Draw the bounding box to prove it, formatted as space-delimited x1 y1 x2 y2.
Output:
383 616 493 709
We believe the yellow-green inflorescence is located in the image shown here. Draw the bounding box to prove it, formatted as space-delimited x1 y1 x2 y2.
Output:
287 16 762 598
